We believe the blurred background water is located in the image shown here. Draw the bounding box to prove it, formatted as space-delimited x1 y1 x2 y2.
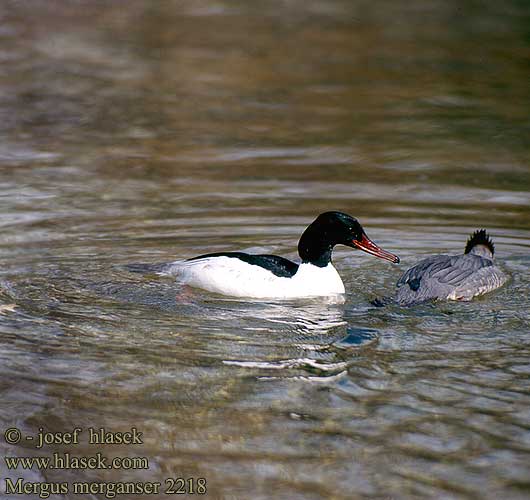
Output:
0 1 529 499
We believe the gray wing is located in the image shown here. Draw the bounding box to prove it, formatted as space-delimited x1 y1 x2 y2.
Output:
395 254 496 306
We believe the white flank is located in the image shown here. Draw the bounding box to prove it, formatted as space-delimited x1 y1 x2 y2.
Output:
163 257 345 298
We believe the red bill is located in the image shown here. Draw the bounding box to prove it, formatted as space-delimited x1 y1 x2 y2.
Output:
352 234 400 263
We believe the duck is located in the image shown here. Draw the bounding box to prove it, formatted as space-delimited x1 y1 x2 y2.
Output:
392 229 508 306
162 211 399 299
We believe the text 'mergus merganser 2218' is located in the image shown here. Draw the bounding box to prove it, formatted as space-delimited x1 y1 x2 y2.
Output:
393 229 508 306
164 211 399 299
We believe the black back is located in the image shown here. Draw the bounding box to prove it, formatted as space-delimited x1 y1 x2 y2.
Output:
187 252 299 278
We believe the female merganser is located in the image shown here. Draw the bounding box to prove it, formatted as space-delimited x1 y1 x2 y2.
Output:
163 211 399 299
394 229 508 306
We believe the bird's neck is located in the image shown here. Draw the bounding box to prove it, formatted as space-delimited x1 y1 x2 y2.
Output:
298 226 333 267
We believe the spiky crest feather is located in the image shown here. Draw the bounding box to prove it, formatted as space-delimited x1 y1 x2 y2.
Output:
464 229 495 255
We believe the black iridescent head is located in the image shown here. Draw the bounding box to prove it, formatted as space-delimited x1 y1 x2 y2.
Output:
297 211 400 267
464 229 495 258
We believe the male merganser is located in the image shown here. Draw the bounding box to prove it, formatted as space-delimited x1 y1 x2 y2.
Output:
163 211 399 299
393 229 508 306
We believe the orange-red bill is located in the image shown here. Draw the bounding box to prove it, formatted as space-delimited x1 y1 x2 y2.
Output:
352 234 400 263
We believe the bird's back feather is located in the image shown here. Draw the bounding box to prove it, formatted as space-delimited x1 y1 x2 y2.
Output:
395 254 505 306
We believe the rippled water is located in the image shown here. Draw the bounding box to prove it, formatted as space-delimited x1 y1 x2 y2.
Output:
1 1 529 499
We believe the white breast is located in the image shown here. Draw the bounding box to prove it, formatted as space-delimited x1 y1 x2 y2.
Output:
164 258 345 298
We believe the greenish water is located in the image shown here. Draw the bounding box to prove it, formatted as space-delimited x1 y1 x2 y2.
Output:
0 1 529 499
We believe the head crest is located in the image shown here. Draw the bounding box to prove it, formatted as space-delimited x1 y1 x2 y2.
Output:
464 229 494 255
